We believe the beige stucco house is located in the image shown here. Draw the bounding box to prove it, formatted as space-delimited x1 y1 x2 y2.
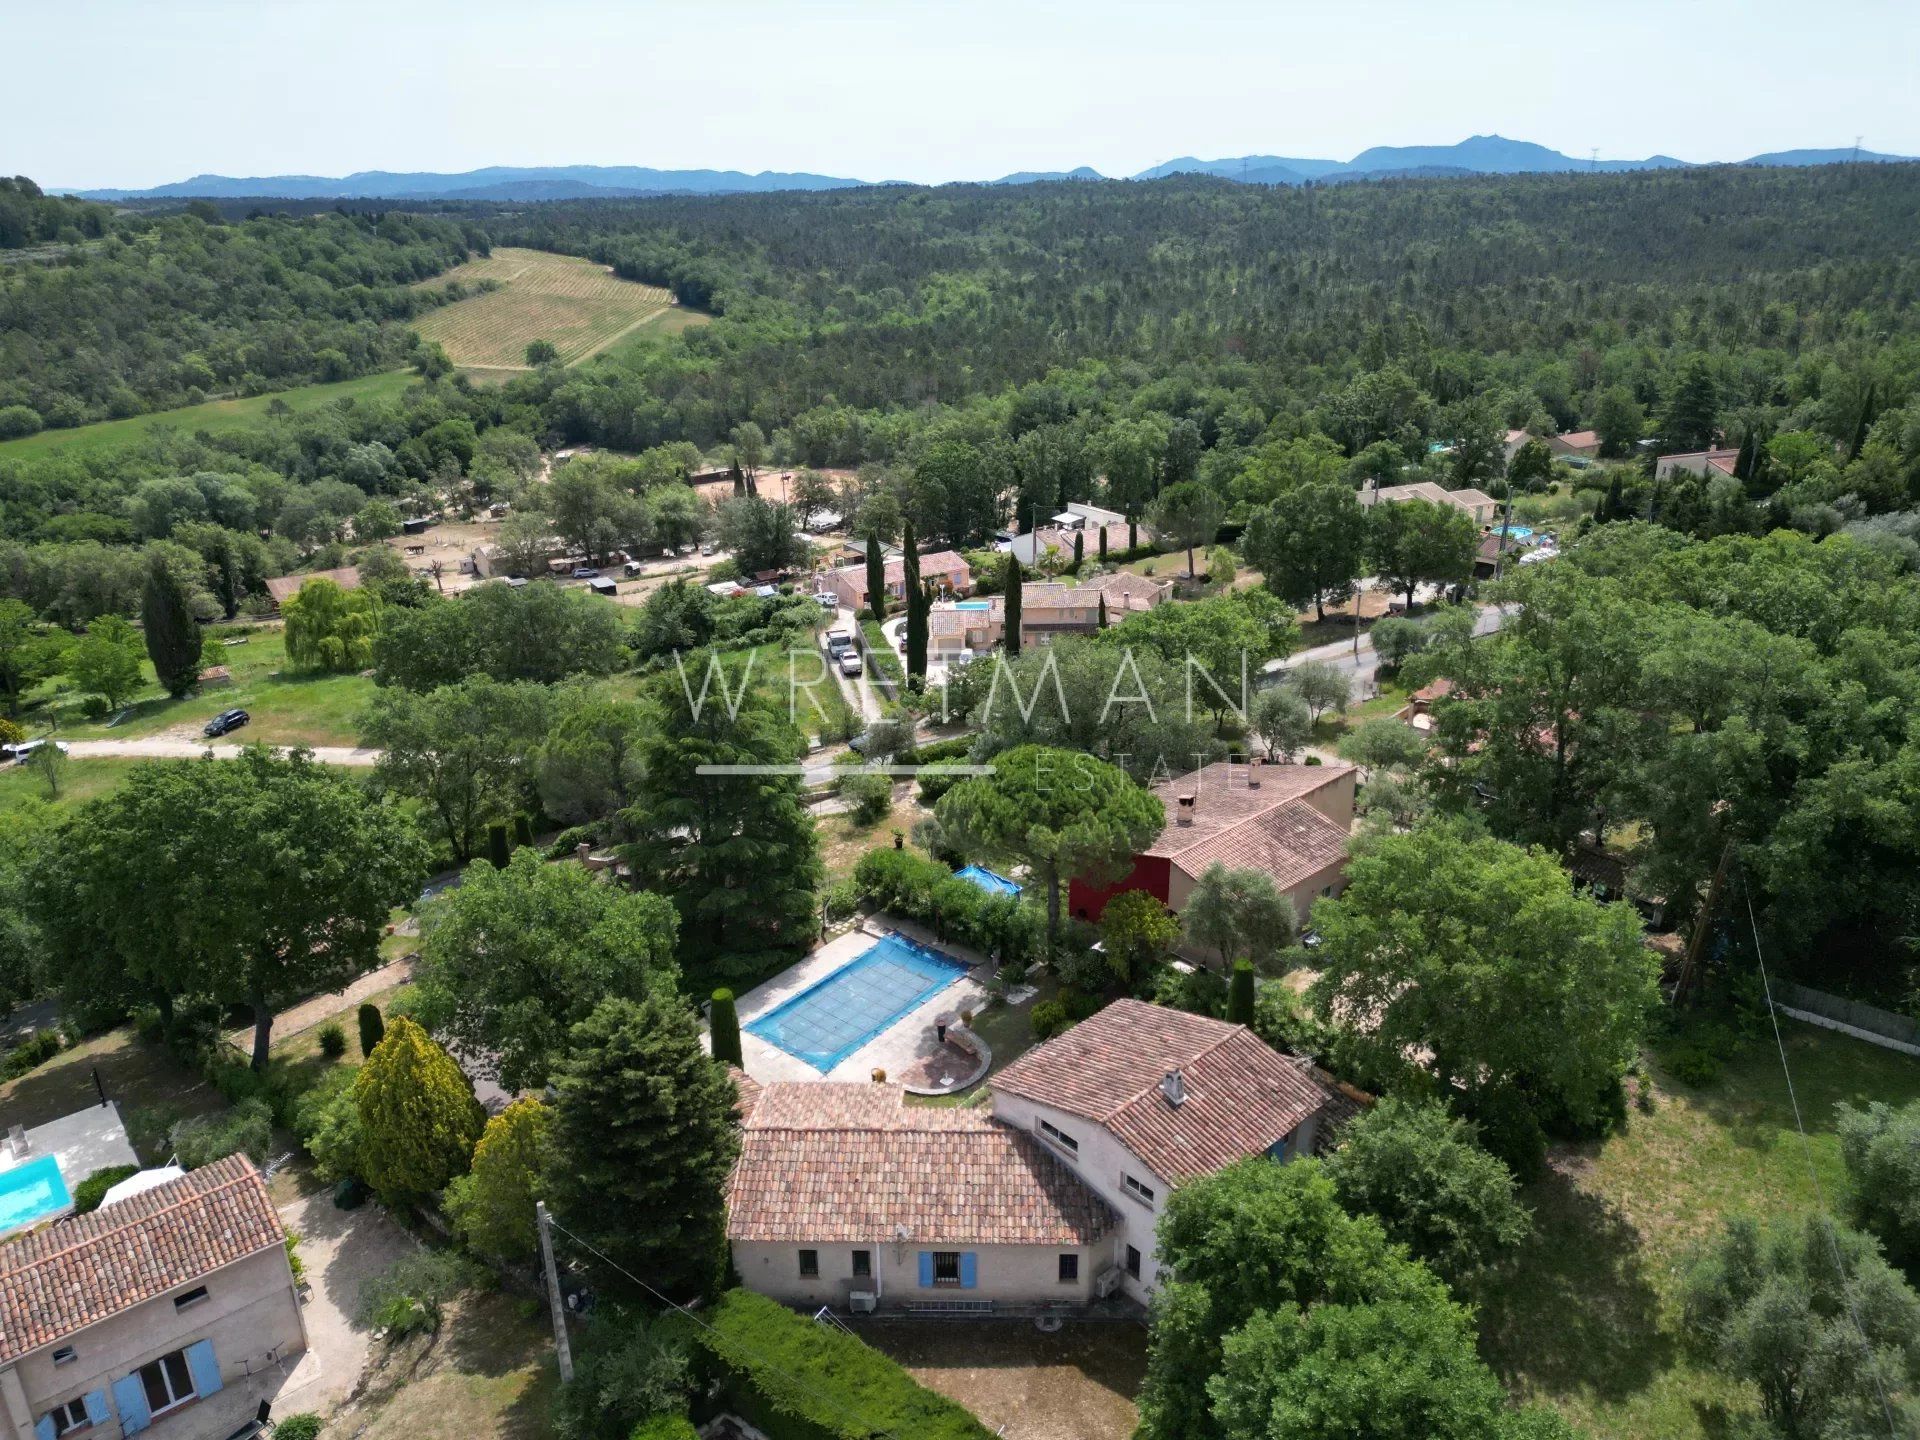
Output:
1654 446 1740 482
827 550 973 612
727 1003 1342 1311
0 1158 305 1440
1358 480 1499 528
924 583 1117 660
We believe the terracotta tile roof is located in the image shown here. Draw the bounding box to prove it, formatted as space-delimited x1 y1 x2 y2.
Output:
741 1081 988 1133
726 1081 1112 1245
994 999 1337 1181
1142 760 1355 861
834 551 973 589
1360 481 1494 513
265 566 362 604
1555 430 1600 449
0 1156 286 1363
1087 572 1170 609
1169 799 1350 890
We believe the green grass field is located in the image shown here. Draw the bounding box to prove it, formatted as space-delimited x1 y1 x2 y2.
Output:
0 371 416 463
21 623 374 748
0 756 149 815
1475 1020 1920 1439
414 247 677 371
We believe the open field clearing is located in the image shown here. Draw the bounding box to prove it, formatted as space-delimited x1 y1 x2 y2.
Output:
20 622 373 750
414 247 675 370
1476 1021 1920 1439
0 371 415 462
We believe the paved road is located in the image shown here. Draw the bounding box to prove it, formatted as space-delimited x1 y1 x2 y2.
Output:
64 739 382 767
1265 600 1508 695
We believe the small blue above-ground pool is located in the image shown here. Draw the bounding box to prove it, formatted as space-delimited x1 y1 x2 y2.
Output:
956 864 1022 897
1500 524 1536 541
0 1154 72 1233
747 933 972 1072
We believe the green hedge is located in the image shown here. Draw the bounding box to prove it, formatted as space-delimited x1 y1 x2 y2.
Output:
858 619 906 688
697 1290 992 1440
73 1164 140 1214
851 848 1039 962
912 734 976 765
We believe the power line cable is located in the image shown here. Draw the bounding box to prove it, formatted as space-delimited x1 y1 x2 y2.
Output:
543 1214 913 1440
1737 862 1903 1440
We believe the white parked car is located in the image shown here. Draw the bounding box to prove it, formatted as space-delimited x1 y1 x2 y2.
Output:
838 651 864 678
3 739 70 765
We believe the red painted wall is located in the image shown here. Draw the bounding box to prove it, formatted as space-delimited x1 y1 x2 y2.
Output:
1068 854 1172 925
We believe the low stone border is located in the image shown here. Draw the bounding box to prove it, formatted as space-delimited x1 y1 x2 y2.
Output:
902 1023 992 1096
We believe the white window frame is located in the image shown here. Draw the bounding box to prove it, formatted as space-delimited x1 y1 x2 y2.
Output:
138 1349 197 1417
1122 1173 1156 1206
46 1398 92 1437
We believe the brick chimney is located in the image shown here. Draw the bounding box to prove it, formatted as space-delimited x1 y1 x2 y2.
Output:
1176 794 1195 826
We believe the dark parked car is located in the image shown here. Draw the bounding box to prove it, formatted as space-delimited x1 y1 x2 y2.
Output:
204 709 250 738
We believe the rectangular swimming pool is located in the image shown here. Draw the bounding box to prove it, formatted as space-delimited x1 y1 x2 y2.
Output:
0 1154 72 1233
746 934 971 1072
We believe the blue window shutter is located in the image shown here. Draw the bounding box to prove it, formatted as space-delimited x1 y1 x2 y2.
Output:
111 1374 151 1435
917 1252 933 1287
184 1338 224 1398
34 1415 56 1440
83 1391 111 1426
959 1253 977 1289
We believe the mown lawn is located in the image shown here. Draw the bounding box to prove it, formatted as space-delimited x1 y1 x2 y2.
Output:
339 1291 558 1440
1473 1021 1920 1439
0 371 415 462
0 1025 225 1163
24 623 374 748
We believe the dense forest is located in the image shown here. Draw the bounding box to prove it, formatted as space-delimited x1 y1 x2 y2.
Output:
0 195 479 431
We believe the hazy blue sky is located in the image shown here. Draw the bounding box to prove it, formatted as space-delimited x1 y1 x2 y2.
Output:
12 0 1917 188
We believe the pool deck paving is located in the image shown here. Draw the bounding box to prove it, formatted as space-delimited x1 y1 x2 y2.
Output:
0 1102 140 1224
726 917 993 1084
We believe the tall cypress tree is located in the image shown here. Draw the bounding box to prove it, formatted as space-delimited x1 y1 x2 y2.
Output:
1227 959 1256 1025
1073 530 1084 572
141 552 202 697
865 537 887 625
545 994 741 1302
902 517 927 682
1004 555 1023 658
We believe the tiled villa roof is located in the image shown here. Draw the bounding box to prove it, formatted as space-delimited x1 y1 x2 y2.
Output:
1169 800 1350 889
994 999 1336 1182
0 1156 285 1363
727 1081 1113 1246
1142 760 1354 860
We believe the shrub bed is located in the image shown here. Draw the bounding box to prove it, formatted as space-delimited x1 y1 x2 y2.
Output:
851 848 1038 962
696 1290 991 1440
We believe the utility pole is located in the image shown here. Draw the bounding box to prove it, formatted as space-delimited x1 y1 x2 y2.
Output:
535 1202 575 1383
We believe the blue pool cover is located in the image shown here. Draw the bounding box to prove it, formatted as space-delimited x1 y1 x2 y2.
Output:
747 933 971 1072
0 1154 71 1233
956 864 1022 896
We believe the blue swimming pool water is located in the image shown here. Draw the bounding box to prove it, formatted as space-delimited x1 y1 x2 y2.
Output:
1501 525 1536 540
747 934 971 1072
954 600 991 611
0 1154 71 1232
956 864 1022 896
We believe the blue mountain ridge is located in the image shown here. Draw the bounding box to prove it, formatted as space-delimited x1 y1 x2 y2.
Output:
62 136 1914 200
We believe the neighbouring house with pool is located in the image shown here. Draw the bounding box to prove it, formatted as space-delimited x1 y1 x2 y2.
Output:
0 1155 306 1440
726 999 1344 1312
